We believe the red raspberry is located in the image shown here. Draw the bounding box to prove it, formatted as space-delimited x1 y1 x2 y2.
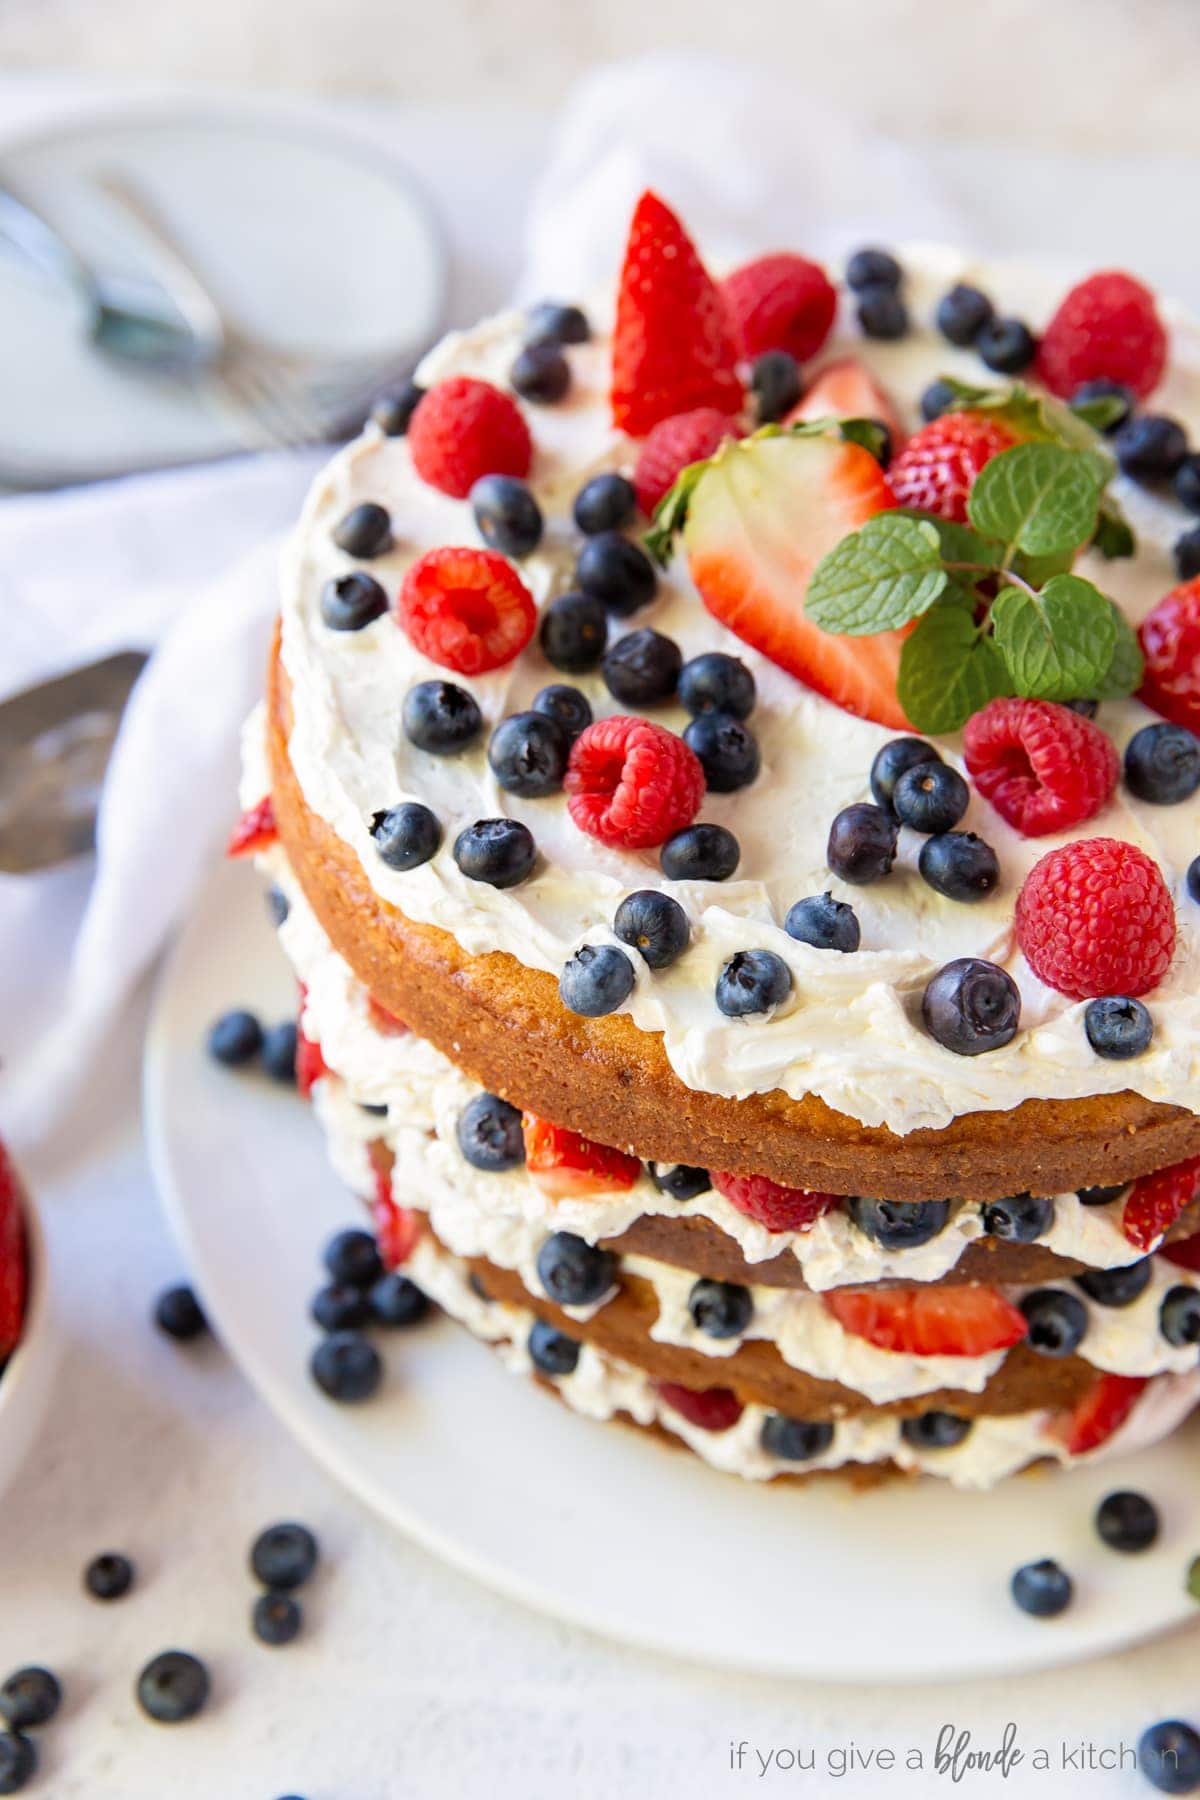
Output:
655 1381 744 1432
1047 1372 1147 1457
565 715 704 849
886 411 1017 523
1122 1156 1200 1252
1138 575 1200 735
712 1171 840 1234
397 547 535 675
1015 837 1176 999
1035 271 1167 402
633 408 743 516
408 376 532 498
226 795 277 858
720 253 837 363
963 698 1120 837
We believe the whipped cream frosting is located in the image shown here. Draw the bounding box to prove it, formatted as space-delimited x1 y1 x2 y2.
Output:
274 245 1200 1135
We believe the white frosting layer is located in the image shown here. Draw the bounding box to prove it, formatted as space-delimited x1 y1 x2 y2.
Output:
275 246 1200 1135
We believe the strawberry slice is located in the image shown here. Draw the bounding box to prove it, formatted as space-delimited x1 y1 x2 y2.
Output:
366 994 408 1038
1047 1373 1148 1456
295 1027 328 1099
785 357 904 449
823 1284 1028 1357
227 795 277 858
680 433 911 729
522 1114 641 1201
1163 1232 1200 1273
1122 1156 1200 1252
0 1142 26 1362
611 191 742 437
656 1381 744 1432
369 1152 421 1269
712 1170 840 1234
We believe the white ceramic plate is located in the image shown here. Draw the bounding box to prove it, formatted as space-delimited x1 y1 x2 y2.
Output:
0 1192 58 1504
145 854 1200 1682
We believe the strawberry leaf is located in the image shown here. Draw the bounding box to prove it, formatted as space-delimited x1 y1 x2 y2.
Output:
806 515 948 635
897 601 1014 733
968 442 1106 558
991 573 1117 700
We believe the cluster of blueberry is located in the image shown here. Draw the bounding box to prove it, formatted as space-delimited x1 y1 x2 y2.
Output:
308 1227 430 1406
847 248 1038 375
207 1005 303 1085
248 1521 320 1651
1090 398 1200 585
0 1668 61 1793
1019 1277 1200 1361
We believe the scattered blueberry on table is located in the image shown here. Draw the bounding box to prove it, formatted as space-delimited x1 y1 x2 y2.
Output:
253 1593 303 1648
153 1285 208 1344
1011 1558 1073 1618
84 1551 135 1602
1139 1719 1200 1794
135 1650 210 1724
1095 1489 1160 1553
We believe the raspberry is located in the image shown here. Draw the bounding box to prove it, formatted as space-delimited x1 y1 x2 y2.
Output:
655 1381 744 1432
720 253 838 363
886 411 1017 523
633 408 742 516
1047 1372 1148 1457
963 698 1120 837
712 1171 839 1234
565 715 704 849
397 547 535 675
226 795 277 858
1035 271 1167 402
1122 1156 1200 1252
408 376 532 498
1015 837 1176 999
1138 575 1200 735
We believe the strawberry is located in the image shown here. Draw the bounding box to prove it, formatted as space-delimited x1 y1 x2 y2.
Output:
227 795 277 858
295 1027 328 1100
785 357 904 449
1122 1156 1200 1252
655 1381 744 1432
610 191 742 436
633 409 743 517
721 253 837 364
679 432 910 728
1138 575 1200 736
1162 1232 1200 1273
369 1153 421 1269
823 1283 1028 1357
0 1142 26 1362
1047 1372 1147 1456
521 1114 641 1200
886 411 1017 524
712 1170 839 1234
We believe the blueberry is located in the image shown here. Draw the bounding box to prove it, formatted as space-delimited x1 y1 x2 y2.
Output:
1076 1259 1153 1307
311 1283 370 1331
453 818 536 888
85 1551 134 1602
1071 378 1133 434
922 957 1020 1055
760 1414 835 1462
750 350 803 423
253 1592 303 1647
1161 1286 1200 1347
457 1093 524 1170
358 1102 388 1118
649 1163 711 1201
332 501 392 558
1020 1288 1088 1357
369 1272 429 1328
1064 697 1100 718
135 1650 210 1723
402 679 483 755
531 683 592 741
528 1319 581 1376
684 713 760 792
918 831 1000 903
849 1197 951 1250
323 1230 381 1289
207 1008 262 1066
0 1732 34 1793
260 1021 298 1083
677 653 755 722
1139 1721 1200 1794
486 711 569 797
1095 1488 1159 1552
1010 1559 1072 1618
310 1330 382 1402
266 884 290 927
1077 1183 1128 1207
602 628 682 705
536 1232 616 1307
1085 995 1154 1060
613 890 690 969
785 892 860 953
370 802 442 870
154 1284 207 1342
574 473 638 536
1189 855 1200 904
370 377 423 436
826 803 898 884
892 761 969 833
982 1192 1054 1243
856 285 908 340
470 474 543 558
524 301 590 348
688 1278 752 1339
1175 454 1200 513
977 317 1037 374
659 823 740 882
936 283 993 346
869 736 942 811
715 949 792 1018
320 571 388 631
1174 527 1200 581
1115 414 1189 480
0 1669 60 1731
576 532 657 616
559 943 636 1017
846 247 902 291
900 1411 972 1450
510 343 570 403
919 379 958 423
1124 721 1200 803
538 591 609 672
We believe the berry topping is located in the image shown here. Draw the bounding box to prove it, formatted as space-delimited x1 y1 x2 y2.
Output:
408 375 532 499
1176 454 1200 512
510 343 570 404
785 892 860 953
531 684 592 741
559 943 637 1017
576 531 658 616
521 1114 641 1199
846 247 902 291
602 628 682 706
332 501 392 558
678 651 756 720
922 957 1021 1055
1161 1287 1200 1348
721 252 836 364
452 818 537 888
573 472 637 535
826 1283 1027 1358
1174 526 1200 581
847 1197 951 1249
712 1170 839 1234
310 1330 382 1403
226 795 277 858
688 1277 752 1339
402 679 483 754
1071 377 1134 433
963 698 1119 837
207 1008 262 1066
1011 1559 1073 1618
565 715 705 849
856 286 908 341
982 1192 1055 1243
683 713 760 792
397 546 535 675
870 736 942 811
1084 995 1154 1059
1015 838 1175 999
1020 1287 1088 1357
1121 1157 1200 1252
936 283 993 347
1124 721 1200 804
976 316 1037 374
613 889 690 969
528 1320 581 1377
655 1381 744 1432
715 948 792 1018
891 761 968 834
920 378 957 422
649 1163 711 1201
539 591 608 673
660 822 740 882
760 1415 835 1462
320 571 388 631
487 711 569 797
536 1231 616 1306
887 411 1017 524
525 301 590 348
633 408 742 517
785 357 904 447
917 831 1000 904
371 377 423 436
1047 1372 1147 1456
294 1018 328 1100
901 1411 972 1451
1095 1489 1159 1553
611 191 741 435
750 350 802 425
370 802 442 870
370 1170 421 1269
1035 270 1167 401
1076 1259 1153 1307
1163 1233 1200 1274
1114 414 1188 481
470 474 543 558
826 803 898 884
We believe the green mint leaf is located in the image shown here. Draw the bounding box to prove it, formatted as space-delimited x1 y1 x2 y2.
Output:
1096 600 1144 699
897 601 1013 733
1070 393 1129 433
837 418 891 462
1187 1556 1200 1606
1012 546 1077 588
968 442 1105 558
1093 495 1136 560
931 376 1118 461
897 508 1005 571
991 573 1118 701
806 515 948 636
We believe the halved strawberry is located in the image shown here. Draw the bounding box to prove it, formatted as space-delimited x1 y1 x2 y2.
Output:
610 191 742 437
655 1380 744 1431
366 994 408 1038
680 433 910 728
227 795 277 858
0 1142 26 1362
1122 1156 1200 1253
1046 1372 1148 1456
785 357 904 449
369 1152 421 1269
522 1114 641 1201
295 1027 328 1099
823 1283 1028 1357
1163 1232 1200 1273
712 1170 839 1234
